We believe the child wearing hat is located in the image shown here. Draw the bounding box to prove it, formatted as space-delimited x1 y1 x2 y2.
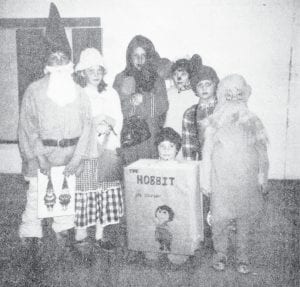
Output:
164 56 200 150
201 74 269 274
182 61 219 254
182 61 219 161
74 48 124 252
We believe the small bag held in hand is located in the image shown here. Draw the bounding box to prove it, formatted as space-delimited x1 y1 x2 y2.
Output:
121 116 151 148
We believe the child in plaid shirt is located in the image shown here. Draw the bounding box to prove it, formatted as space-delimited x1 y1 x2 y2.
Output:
182 62 219 254
182 63 219 161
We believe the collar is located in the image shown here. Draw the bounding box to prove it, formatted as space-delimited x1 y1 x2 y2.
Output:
198 98 216 109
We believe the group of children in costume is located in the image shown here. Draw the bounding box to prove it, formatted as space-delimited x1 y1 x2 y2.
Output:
18 34 269 275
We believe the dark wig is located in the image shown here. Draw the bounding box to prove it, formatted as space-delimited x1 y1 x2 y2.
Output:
124 35 159 93
154 127 182 152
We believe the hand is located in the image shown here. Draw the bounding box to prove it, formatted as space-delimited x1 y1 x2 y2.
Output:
200 187 210 196
258 173 268 195
75 161 84 177
132 93 143 106
38 155 51 176
63 155 82 177
96 121 111 135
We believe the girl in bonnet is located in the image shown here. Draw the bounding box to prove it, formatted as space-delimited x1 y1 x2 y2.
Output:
201 74 269 274
74 48 124 252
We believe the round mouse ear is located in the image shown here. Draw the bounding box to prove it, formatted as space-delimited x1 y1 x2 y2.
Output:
189 54 203 75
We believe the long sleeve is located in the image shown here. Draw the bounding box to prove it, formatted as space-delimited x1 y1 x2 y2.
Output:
109 88 123 136
253 117 269 182
182 107 199 160
73 92 92 158
18 85 47 161
113 73 135 118
153 77 169 118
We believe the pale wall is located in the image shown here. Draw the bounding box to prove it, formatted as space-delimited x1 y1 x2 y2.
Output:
0 0 299 179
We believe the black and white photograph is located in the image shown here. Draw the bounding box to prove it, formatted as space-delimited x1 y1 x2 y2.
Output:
0 0 299 286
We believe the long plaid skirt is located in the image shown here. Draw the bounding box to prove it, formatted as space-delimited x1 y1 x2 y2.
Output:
75 159 124 228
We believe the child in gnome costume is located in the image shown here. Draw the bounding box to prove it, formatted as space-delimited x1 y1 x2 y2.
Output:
18 3 91 254
73 48 124 252
201 74 269 274
113 35 169 165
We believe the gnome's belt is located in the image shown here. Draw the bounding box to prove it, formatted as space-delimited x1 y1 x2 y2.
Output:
42 137 79 148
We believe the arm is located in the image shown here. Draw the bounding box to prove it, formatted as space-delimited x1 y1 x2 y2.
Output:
64 91 92 176
113 74 136 118
182 108 199 160
153 77 169 125
18 86 48 160
109 89 124 136
18 86 50 175
250 116 269 193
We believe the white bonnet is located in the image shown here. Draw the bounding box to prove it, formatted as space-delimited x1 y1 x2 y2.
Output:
75 48 106 72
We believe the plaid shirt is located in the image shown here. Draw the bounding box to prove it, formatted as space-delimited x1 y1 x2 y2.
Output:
182 102 216 160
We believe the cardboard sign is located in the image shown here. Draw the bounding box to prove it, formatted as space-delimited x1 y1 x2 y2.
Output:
124 159 203 256
37 166 75 218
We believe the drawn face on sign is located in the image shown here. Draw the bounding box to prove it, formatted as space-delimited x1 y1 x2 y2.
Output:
155 205 174 224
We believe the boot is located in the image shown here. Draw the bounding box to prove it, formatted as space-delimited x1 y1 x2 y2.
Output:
55 229 73 263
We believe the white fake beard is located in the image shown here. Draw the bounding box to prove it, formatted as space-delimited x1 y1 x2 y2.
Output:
45 63 77 107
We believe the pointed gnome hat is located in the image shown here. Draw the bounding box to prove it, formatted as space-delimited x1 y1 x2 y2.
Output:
47 176 54 190
62 176 69 190
44 2 72 60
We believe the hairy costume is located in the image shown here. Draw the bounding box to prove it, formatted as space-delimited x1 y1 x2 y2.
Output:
201 74 269 266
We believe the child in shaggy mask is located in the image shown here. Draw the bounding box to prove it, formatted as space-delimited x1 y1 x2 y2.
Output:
201 74 269 274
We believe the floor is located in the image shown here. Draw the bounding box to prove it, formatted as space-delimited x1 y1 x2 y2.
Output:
0 174 299 287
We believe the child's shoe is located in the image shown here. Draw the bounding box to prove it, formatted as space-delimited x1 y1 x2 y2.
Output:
73 238 90 254
212 253 227 271
20 237 42 248
212 261 226 271
56 230 69 247
237 263 250 274
96 239 116 252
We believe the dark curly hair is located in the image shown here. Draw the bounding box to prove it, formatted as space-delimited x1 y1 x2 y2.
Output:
171 59 192 77
154 127 182 152
155 205 175 222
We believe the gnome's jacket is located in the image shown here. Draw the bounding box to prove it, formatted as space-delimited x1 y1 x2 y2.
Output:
18 75 92 176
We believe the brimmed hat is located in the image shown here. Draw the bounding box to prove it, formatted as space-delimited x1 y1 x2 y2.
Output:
75 48 105 72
